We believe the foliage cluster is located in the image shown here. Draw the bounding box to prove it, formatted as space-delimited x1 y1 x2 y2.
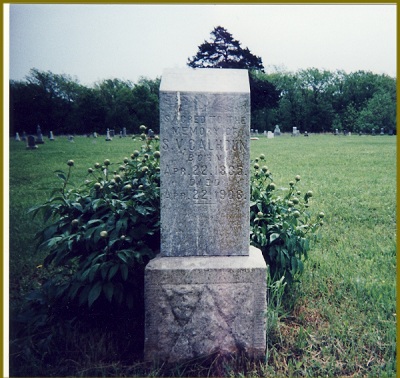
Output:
10 69 160 136
250 155 323 285
28 130 160 308
260 68 396 134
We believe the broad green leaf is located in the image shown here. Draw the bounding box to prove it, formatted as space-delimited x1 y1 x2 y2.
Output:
120 264 128 281
108 265 119 280
103 282 114 302
88 281 102 307
117 252 127 263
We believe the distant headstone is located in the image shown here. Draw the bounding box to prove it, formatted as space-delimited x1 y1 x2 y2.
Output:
15 132 21 141
274 125 281 136
26 135 38 149
334 128 339 136
304 131 309 137
267 131 274 139
255 129 258 134
68 135 74 142
93 132 98 138
372 128 376 136
36 125 44 144
122 127 127 137
109 129 115 138
145 68 266 364
105 129 112 141
21 131 27 141
389 129 394 136
250 128 254 134
380 128 385 135
292 127 299 136
49 131 55 141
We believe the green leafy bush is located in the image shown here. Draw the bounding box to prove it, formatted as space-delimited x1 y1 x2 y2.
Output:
250 154 323 286
29 132 160 311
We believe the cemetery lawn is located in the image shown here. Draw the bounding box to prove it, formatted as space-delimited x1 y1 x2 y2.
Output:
8 134 396 377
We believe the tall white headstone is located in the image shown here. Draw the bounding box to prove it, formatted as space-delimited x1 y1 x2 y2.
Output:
144 68 266 363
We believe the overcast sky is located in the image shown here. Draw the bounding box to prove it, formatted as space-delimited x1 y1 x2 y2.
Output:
7 3 397 86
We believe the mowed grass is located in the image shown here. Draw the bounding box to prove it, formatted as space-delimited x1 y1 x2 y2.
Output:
8 133 396 376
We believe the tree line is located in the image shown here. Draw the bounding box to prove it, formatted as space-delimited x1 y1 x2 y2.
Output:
10 68 160 137
9 26 396 137
253 68 396 134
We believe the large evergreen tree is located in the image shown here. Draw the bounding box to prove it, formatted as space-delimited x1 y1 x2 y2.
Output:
187 26 264 71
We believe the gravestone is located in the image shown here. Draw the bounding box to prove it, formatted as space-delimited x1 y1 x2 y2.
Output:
123 127 127 137
110 129 115 138
334 128 339 136
49 131 55 141
380 128 385 135
26 135 38 149
21 131 27 141
68 135 74 142
15 132 21 141
93 132 98 138
292 126 299 136
274 125 281 136
36 125 44 144
304 131 309 137
267 131 274 139
144 68 267 363
372 128 376 135
105 128 112 141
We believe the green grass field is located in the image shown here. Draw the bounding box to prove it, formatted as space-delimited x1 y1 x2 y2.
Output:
8 133 396 376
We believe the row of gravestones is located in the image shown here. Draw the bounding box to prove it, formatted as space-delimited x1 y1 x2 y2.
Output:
15 126 158 149
251 126 308 137
334 128 394 136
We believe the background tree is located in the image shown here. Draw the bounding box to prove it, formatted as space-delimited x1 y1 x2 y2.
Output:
187 26 280 132
187 26 264 71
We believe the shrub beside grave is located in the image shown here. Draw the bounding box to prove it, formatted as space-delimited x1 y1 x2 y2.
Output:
14 130 322 365
250 154 323 285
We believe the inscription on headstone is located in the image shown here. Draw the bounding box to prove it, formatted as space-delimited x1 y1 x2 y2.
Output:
159 68 250 257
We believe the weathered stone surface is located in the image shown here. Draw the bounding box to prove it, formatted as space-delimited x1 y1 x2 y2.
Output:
160 68 250 256
144 246 266 363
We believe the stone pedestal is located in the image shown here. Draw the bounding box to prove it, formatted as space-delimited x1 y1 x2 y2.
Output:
144 246 266 362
